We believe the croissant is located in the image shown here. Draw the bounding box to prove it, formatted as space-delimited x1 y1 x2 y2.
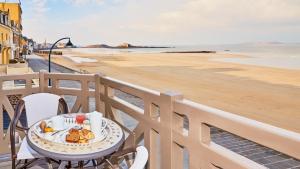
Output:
39 121 47 133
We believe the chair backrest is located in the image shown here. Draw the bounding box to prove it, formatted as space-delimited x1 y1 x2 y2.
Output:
10 93 68 167
22 93 61 126
130 146 148 169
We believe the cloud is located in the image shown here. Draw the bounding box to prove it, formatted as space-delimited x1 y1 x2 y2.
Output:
114 0 300 44
64 0 104 6
149 0 300 32
29 0 49 18
22 0 50 43
64 0 126 6
22 0 300 45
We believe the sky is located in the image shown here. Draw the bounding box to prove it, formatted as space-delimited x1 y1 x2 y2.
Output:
4 0 300 46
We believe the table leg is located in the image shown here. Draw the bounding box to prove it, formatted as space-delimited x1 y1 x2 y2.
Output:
92 159 99 169
58 161 68 169
78 161 84 169
67 161 72 169
92 159 97 166
46 158 53 169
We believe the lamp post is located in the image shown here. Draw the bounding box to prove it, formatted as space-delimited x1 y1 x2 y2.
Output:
48 37 73 85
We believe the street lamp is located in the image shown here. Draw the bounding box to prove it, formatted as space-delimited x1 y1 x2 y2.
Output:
48 37 73 85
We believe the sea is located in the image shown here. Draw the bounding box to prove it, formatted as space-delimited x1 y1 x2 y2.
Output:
64 43 300 70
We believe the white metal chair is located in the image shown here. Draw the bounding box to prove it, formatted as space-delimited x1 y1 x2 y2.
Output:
106 146 149 169
129 146 148 169
10 93 69 169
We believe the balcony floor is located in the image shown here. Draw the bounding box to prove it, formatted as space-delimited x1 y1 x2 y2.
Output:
0 161 102 169
211 127 300 169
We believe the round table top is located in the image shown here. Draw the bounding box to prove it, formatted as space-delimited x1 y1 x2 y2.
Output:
27 113 124 161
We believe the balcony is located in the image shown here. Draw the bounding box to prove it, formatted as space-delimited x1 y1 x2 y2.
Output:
1 40 10 47
0 71 300 168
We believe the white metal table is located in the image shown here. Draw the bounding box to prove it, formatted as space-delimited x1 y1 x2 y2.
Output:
26 114 124 167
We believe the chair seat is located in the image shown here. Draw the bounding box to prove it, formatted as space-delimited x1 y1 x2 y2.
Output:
129 146 148 169
18 139 67 168
17 139 42 160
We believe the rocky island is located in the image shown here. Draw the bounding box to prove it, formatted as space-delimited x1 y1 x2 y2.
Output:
84 43 171 49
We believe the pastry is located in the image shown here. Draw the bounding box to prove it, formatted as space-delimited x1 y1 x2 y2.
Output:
78 139 88 143
66 128 95 143
44 127 54 133
86 132 95 140
66 133 80 143
69 128 79 135
39 121 47 133
81 129 95 140
81 129 90 136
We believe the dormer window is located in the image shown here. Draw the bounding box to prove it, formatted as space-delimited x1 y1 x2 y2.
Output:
5 15 8 25
2 15 5 25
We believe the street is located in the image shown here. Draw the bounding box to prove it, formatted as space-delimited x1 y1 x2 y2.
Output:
27 54 75 73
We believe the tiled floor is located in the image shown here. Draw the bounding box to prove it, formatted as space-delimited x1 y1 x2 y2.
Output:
0 160 105 169
211 127 300 169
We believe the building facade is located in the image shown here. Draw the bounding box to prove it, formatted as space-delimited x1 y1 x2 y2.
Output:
0 2 22 64
0 11 13 64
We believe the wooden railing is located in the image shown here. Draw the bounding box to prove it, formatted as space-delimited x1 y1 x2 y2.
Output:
0 72 299 169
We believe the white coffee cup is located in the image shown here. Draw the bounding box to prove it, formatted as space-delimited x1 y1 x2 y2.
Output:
89 111 107 138
50 116 65 131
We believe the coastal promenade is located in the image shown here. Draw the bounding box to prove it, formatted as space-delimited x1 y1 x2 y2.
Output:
19 54 300 169
27 54 75 73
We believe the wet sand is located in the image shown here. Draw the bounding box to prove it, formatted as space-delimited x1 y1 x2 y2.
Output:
38 50 300 133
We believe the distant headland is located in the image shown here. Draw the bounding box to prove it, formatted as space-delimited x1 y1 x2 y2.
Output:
164 51 216 54
83 43 172 49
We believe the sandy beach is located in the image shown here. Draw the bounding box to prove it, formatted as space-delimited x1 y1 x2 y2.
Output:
39 50 300 133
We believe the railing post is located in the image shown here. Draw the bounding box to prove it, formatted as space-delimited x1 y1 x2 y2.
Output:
0 78 2 91
95 74 101 112
201 123 211 144
39 70 47 92
160 91 183 169
81 78 89 113
95 73 105 113
198 123 212 168
0 78 5 154
103 78 115 119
